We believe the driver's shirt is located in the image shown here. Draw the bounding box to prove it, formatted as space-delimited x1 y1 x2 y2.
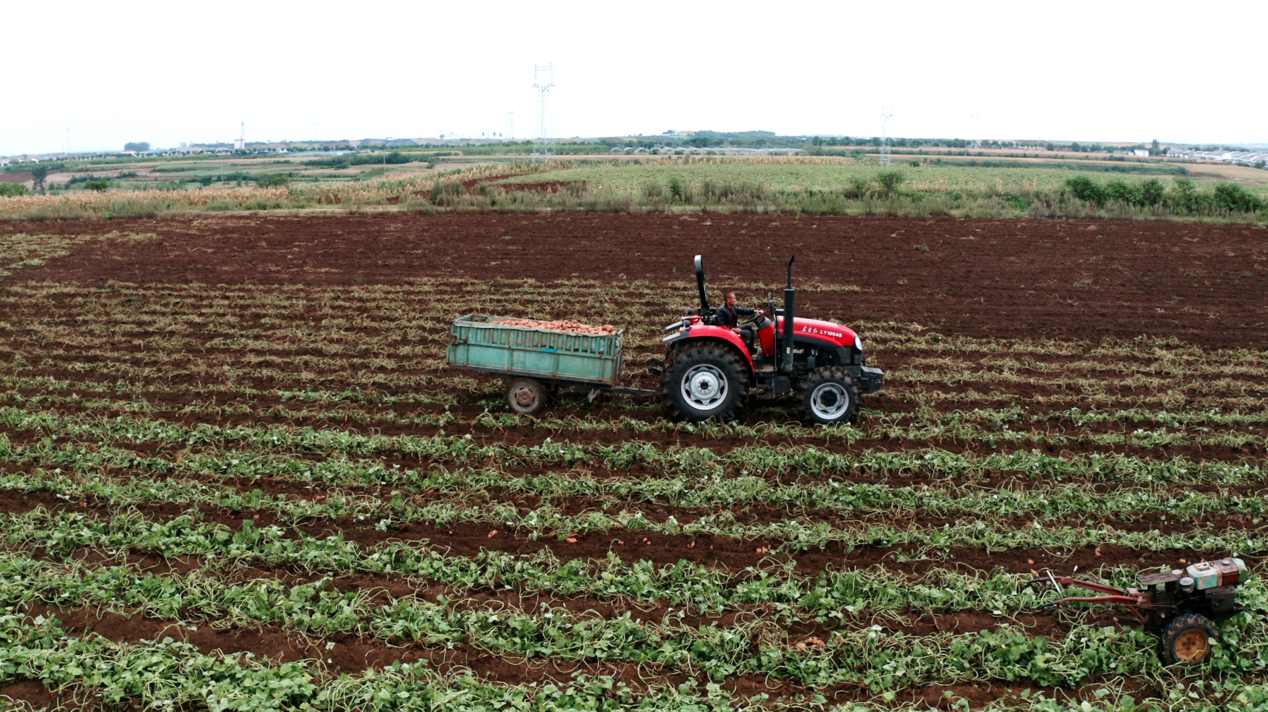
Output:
712 305 756 328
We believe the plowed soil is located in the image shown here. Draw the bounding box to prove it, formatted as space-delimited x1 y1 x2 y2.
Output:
10 213 1265 348
2 212 1266 710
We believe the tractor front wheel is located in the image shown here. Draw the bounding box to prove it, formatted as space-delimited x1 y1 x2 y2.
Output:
799 367 859 425
1160 613 1218 666
662 342 748 422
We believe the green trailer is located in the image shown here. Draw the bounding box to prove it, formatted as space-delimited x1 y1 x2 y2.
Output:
447 314 654 414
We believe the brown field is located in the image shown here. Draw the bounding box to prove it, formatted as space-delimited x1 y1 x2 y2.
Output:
1 213 1266 710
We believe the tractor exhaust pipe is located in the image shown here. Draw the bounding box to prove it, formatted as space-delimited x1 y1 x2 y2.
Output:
782 256 795 373
694 255 709 313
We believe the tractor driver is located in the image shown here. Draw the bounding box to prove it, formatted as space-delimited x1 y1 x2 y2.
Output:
713 292 759 354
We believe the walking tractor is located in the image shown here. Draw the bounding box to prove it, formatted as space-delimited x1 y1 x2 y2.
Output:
1029 557 1248 666
446 254 883 422
656 255 884 423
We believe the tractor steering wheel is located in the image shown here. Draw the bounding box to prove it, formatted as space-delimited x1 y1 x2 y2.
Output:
741 312 763 326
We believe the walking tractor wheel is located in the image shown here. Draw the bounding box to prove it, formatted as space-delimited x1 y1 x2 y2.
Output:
798 367 859 425
1160 613 1218 666
506 378 547 415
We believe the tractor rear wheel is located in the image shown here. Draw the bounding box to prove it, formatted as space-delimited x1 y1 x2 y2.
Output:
506 378 548 415
798 367 859 425
1160 613 1218 666
662 342 748 422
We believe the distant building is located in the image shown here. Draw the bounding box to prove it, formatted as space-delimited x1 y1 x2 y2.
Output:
1133 149 1149 157
1168 149 1267 167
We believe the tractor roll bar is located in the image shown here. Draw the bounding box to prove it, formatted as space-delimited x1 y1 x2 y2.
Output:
694 255 709 314
782 256 795 373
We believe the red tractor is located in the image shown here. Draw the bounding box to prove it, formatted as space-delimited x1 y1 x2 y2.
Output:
657 255 884 423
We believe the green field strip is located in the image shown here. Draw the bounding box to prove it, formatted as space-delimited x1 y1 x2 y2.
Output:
4 388 1267 458
0 613 774 712
10 372 1268 431
495 160 1200 193
4 504 1256 622
4 607 1266 712
7 340 1264 405
5 461 1263 558
13 373 1268 432
6 464 1266 557
5 437 1267 533
0 508 1091 617
5 407 1265 488
3 553 1265 692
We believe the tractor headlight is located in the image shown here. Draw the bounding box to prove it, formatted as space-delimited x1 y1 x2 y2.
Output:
854 334 863 350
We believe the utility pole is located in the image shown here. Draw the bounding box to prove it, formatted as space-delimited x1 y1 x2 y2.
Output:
879 107 893 165
531 64 556 163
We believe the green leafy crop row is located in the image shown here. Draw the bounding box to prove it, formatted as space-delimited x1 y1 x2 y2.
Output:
4 553 1267 691
4 408 1265 488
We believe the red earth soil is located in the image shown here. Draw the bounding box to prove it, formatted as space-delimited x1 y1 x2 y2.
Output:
7 213 1265 349
1 212 1261 706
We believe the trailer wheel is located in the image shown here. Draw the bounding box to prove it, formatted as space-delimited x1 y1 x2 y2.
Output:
662 342 748 422
1160 613 1218 666
798 367 859 425
506 378 547 415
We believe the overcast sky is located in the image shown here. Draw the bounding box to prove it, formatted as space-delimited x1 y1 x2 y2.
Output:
4 0 1264 156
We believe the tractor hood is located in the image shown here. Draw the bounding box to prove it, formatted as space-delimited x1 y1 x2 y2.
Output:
776 316 860 350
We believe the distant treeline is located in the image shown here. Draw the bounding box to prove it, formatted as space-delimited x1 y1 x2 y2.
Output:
302 152 451 169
